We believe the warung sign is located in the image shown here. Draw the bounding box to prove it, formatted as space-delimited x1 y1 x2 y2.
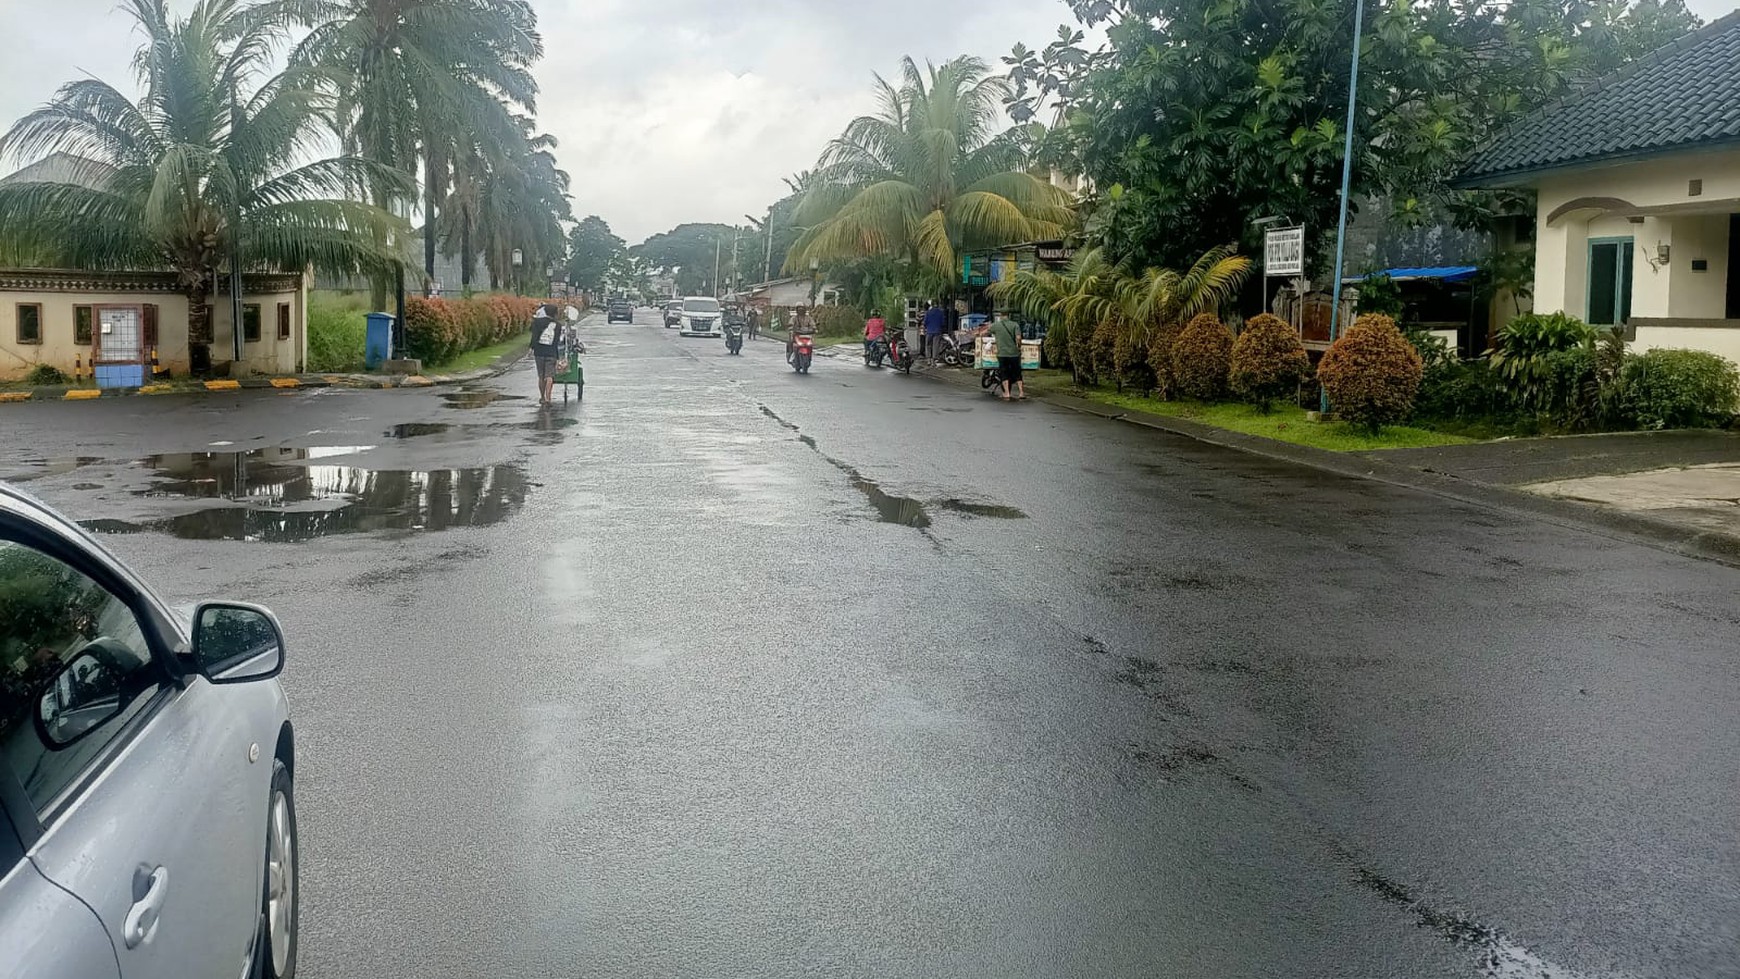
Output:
1264 227 1305 277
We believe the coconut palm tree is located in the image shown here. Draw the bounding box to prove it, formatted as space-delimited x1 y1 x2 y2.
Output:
0 0 406 367
787 56 1075 284
472 123 571 292
266 0 542 282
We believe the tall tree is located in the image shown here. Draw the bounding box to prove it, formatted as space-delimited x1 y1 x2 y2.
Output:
1004 0 1702 272
268 0 542 283
0 0 405 365
787 56 1075 286
565 216 626 294
474 122 570 292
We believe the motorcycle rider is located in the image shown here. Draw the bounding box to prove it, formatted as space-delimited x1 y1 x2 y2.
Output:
863 310 886 360
786 306 814 364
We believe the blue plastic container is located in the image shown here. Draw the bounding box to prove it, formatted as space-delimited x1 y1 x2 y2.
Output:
364 312 395 368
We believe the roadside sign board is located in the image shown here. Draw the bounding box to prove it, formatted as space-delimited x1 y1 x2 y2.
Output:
1264 227 1304 277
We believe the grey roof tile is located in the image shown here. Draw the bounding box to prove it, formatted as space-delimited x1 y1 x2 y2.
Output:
1460 11 1740 184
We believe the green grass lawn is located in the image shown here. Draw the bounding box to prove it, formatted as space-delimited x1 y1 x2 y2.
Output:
435 336 527 373
1024 373 1472 451
306 291 368 372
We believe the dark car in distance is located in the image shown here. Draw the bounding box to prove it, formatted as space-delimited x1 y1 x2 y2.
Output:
606 298 634 324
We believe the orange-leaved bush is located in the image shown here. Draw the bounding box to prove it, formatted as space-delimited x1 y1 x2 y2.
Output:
1316 313 1424 431
1170 313 1233 400
1229 313 1310 410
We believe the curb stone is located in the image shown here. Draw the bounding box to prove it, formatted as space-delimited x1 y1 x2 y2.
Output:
0 345 533 405
918 366 1740 569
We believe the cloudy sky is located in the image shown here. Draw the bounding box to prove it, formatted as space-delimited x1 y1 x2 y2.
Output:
1 0 1733 245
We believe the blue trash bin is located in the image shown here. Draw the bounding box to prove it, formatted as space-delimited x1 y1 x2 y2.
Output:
364 312 395 369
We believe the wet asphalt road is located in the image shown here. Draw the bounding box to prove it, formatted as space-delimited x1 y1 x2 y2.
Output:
4 310 1738 978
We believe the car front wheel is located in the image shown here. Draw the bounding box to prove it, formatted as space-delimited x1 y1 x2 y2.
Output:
255 758 299 979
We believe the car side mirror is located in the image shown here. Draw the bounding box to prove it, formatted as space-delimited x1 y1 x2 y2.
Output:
191 602 286 684
35 637 147 748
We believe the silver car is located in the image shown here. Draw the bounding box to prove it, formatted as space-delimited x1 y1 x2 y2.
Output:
0 483 299 978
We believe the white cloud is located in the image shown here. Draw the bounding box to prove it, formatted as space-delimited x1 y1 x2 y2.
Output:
2 0 1736 244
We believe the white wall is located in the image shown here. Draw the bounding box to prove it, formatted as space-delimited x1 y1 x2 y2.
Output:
1534 147 1740 321
1633 326 1740 361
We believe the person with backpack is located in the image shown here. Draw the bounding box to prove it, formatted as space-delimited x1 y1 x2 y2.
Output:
530 304 563 404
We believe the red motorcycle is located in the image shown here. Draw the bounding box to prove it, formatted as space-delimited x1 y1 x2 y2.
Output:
789 333 815 374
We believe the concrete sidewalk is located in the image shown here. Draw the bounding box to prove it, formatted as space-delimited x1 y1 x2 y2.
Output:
0 348 531 404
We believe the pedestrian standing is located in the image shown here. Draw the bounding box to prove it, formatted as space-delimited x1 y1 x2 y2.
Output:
922 301 947 363
991 311 1026 401
529 304 563 405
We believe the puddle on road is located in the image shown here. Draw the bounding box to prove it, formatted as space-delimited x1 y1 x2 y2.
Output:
384 423 452 438
79 448 529 542
938 499 1027 519
851 474 931 528
4 456 104 483
442 388 526 409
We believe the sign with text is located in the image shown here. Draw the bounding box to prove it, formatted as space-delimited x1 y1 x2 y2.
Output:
1264 227 1304 277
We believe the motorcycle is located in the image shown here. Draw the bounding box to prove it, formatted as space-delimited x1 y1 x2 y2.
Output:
864 334 888 368
886 331 915 374
789 333 815 374
724 321 744 355
939 333 973 368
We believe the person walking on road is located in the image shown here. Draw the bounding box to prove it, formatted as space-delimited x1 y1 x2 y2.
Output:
530 304 563 405
922 301 947 363
991 311 1026 401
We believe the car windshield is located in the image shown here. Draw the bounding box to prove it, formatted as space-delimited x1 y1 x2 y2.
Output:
683 299 721 314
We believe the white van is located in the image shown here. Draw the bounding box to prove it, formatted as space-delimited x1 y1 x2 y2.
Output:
678 297 723 337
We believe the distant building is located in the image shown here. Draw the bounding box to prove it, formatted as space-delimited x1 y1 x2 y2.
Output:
1 152 308 381
1459 12 1740 360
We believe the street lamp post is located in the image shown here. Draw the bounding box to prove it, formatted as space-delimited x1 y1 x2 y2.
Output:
1326 0 1367 352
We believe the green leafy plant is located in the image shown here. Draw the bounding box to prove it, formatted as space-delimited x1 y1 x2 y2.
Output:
1317 313 1425 432
1487 312 1597 411
1170 313 1233 401
1617 349 1740 430
24 364 68 386
1357 275 1406 319
1229 313 1310 411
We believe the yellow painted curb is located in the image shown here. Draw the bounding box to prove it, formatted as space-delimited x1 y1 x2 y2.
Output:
204 380 242 391
400 375 434 387
269 378 300 388
64 389 102 400
138 384 175 395
0 392 31 403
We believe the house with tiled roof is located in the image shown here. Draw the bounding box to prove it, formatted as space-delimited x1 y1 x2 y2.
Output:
1458 10 1740 360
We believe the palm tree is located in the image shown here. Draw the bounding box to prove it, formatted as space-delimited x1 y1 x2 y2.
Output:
787 56 1074 284
473 123 571 293
0 0 405 366
267 0 542 283
991 245 1251 386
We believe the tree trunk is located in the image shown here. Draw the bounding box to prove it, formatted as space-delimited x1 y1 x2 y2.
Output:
460 204 473 291
187 278 214 375
423 155 438 286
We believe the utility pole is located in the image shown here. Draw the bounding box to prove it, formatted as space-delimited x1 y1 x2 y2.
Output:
713 238 722 298
731 227 740 295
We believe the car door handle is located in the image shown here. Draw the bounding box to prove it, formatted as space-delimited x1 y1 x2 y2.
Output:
123 866 168 949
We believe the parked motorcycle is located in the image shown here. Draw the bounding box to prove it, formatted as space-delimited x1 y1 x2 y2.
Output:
724 321 744 355
886 331 915 374
789 333 815 374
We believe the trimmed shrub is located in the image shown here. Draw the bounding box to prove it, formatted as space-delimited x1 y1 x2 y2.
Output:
1617 348 1740 429
1042 322 1072 377
1145 322 1181 398
1316 313 1424 431
1229 313 1309 410
403 294 546 366
1414 356 1508 422
1067 318 1102 385
1170 313 1233 401
1113 326 1155 393
811 305 862 337
1090 317 1120 386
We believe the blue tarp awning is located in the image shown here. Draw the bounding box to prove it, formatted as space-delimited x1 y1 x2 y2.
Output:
1348 266 1480 284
